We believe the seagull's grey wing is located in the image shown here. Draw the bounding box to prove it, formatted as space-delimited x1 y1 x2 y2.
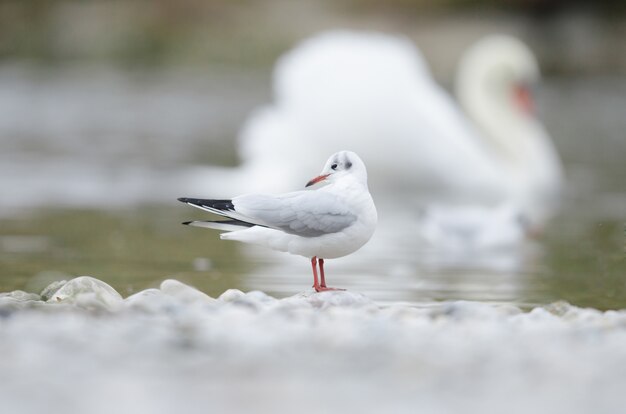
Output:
232 191 357 237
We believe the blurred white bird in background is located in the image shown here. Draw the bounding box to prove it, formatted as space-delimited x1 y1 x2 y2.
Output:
189 30 562 249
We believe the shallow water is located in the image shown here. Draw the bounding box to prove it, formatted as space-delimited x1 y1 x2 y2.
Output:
1 206 623 310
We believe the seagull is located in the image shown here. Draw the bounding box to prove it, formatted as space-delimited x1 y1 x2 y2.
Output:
178 151 377 292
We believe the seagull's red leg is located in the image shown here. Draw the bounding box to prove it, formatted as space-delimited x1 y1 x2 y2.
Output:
317 258 345 292
311 256 322 292
319 258 327 288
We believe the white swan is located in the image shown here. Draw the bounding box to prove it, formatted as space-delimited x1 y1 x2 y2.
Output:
190 30 562 244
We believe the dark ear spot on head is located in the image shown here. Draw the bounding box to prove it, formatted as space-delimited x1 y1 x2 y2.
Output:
345 161 352 169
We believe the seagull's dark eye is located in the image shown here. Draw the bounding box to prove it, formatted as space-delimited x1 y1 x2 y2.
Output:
331 163 338 170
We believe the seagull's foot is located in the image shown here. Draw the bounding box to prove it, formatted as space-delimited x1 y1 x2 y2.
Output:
314 286 346 292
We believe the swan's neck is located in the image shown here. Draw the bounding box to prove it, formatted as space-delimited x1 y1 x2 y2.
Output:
458 81 538 165
456 78 563 208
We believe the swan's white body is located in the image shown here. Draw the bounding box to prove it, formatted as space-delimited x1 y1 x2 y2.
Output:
238 32 502 199
192 31 562 245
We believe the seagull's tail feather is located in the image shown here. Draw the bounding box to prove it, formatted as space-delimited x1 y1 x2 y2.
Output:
177 197 235 217
183 219 254 232
178 197 270 230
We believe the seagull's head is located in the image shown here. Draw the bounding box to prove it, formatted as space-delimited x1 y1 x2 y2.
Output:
306 151 368 188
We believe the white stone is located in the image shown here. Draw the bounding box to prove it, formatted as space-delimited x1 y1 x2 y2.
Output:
46 276 123 310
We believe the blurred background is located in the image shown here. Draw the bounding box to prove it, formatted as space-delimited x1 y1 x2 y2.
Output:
1 0 625 309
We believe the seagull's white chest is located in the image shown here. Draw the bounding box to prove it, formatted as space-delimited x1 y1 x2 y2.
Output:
286 183 377 259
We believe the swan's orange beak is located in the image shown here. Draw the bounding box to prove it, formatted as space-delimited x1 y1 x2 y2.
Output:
514 84 534 115
306 173 330 187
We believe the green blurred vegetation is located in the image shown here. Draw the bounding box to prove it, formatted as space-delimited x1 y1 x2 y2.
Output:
341 0 626 14
1 0 624 67
0 0 290 66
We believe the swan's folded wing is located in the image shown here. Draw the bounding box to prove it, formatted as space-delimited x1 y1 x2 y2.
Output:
232 191 357 237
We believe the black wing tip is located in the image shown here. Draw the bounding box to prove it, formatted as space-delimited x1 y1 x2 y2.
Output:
181 221 193 225
178 197 206 206
178 197 235 211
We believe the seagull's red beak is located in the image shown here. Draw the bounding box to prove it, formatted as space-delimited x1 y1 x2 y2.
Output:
514 83 534 115
306 173 330 187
